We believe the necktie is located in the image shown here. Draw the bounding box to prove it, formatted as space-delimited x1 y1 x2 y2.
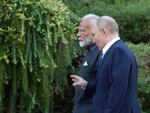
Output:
100 52 103 59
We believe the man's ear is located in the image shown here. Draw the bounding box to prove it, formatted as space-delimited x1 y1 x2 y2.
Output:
101 28 106 34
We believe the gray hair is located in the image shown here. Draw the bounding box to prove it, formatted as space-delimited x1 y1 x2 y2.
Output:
81 14 100 28
97 16 119 34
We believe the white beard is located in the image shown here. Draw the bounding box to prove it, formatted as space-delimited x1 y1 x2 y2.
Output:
79 36 93 47
79 40 86 47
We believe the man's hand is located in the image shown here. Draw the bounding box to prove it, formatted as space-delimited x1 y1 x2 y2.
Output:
70 75 88 89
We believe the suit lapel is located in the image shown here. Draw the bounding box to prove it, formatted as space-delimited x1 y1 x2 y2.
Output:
96 40 122 81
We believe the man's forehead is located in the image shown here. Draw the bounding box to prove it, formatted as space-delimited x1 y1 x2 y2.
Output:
79 21 91 29
80 20 90 25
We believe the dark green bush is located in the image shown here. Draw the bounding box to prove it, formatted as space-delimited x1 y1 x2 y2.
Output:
63 0 150 43
128 42 150 113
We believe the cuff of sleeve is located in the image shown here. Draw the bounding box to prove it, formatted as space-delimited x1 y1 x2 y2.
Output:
85 82 96 97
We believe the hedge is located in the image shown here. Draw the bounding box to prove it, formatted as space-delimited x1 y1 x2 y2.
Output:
63 0 150 43
0 0 76 113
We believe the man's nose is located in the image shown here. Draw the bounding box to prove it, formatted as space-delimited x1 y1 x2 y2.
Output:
77 32 80 38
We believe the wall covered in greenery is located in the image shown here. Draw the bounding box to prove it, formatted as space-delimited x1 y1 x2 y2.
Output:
128 43 150 113
0 0 76 113
63 0 150 43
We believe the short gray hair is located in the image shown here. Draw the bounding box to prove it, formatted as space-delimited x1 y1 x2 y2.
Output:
81 14 100 28
97 16 119 34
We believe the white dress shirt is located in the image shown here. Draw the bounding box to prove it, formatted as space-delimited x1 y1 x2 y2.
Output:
101 37 120 58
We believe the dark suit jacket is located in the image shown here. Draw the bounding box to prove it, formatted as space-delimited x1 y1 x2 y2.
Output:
73 44 101 113
86 40 141 113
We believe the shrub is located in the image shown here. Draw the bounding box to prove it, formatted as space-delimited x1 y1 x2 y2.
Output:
63 0 150 43
0 0 76 112
128 42 150 113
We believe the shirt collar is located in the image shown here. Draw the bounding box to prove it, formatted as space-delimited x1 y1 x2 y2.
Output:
102 37 120 58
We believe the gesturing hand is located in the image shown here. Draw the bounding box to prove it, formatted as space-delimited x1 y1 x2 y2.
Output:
70 75 88 89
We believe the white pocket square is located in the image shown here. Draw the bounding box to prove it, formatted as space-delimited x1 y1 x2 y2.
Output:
83 61 88 66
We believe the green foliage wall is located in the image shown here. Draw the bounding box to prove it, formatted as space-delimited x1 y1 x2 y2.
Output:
128 43 150 113
63 0 150 43
0 0 76 113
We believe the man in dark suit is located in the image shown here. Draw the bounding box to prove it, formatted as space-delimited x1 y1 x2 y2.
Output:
72 14 101 113
71 16 141 113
